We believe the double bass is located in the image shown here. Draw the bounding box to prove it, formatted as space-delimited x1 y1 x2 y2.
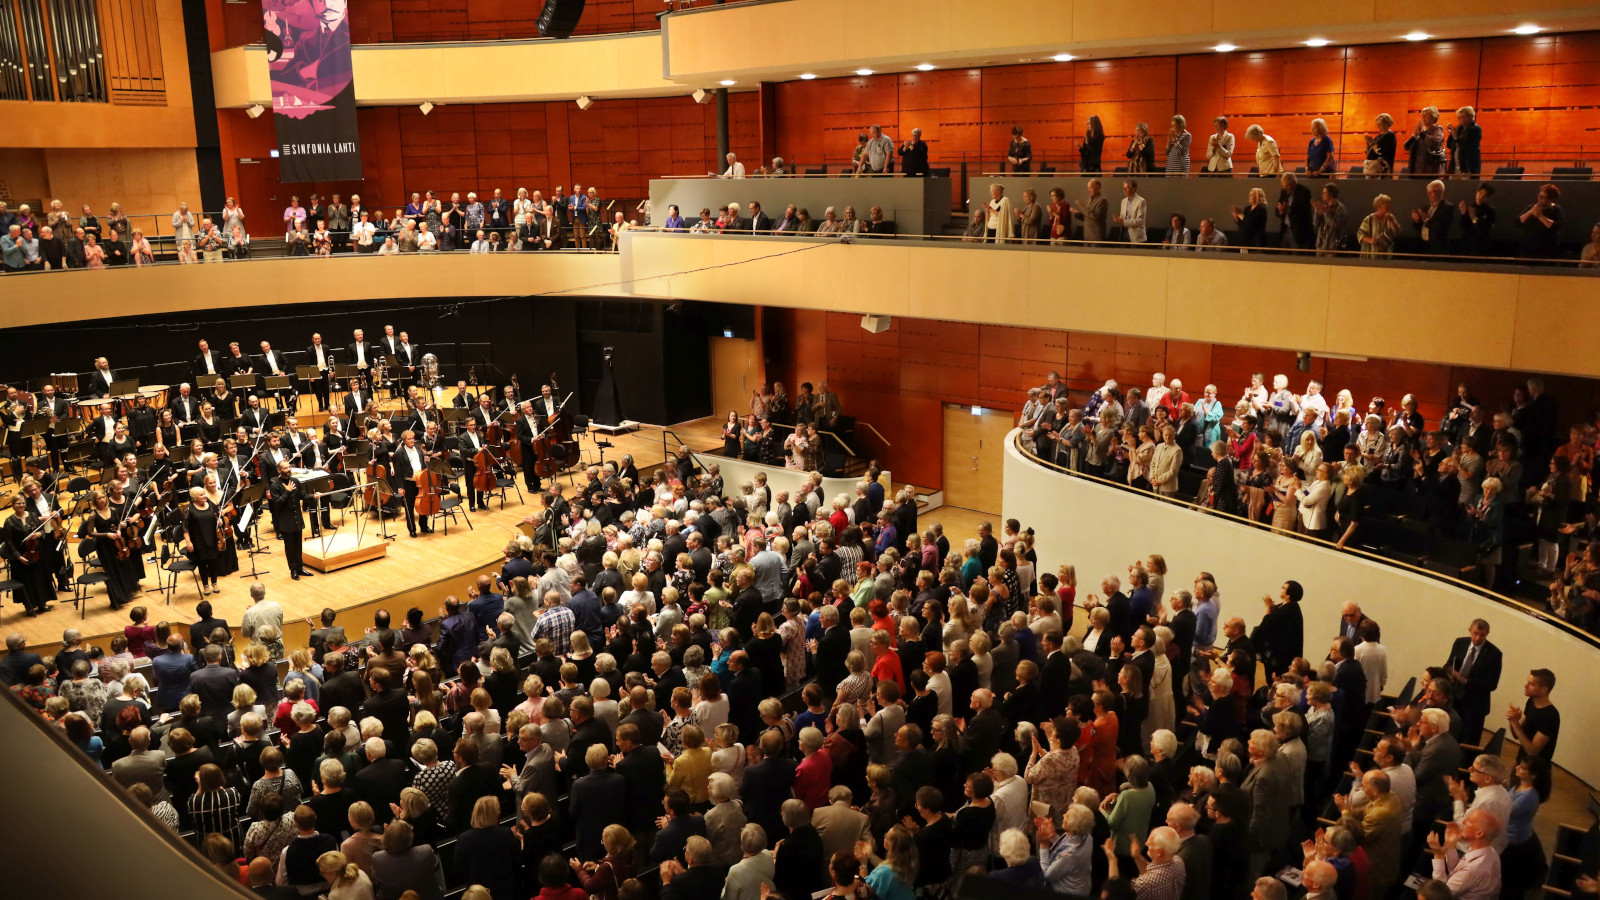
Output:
414 457 443 519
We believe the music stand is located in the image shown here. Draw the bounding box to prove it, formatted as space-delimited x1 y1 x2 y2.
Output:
266 411 287 430
64 492 95 619
19 418 47 460
263 375 293 412
108 379 140 396
180 423 200 443
229 373 257 392
234 481 270 577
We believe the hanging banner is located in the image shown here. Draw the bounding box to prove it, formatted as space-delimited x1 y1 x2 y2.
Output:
263 0 362 182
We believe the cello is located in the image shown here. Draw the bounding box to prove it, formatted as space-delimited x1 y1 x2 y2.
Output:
414 458 443 520
363 456 389 509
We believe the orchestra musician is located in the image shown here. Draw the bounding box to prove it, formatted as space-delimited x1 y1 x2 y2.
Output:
457 416 488 511
31 384 69 469
182 485 222 595
390 429 434 537
224 341 255 383
534 384 558 421
200 471 241 577
321 417 346 464
208 376 238 420
281 417 310 464
238 395 269 435
268 459 314 580
83 488 136 609
181 438 208 492
3 386 34 481
397 331 419 387
306 332 335 412
379 325 401 360
87 357 116 397
102 422 136 465
3 494 55 616
193 338 224 383
197 402 223 444
21 472 71 593
256 341 293 407
125 394 158 452
219 438 250 495
346 328 374 388
154 408 181 451
514 400 544 493
499 384 519 414
90 401 117 447
105 479 149 584
470 394 498 432
342 378 372 426
256 432 288 476
169 383 201 424
408 399 438 437
452 380 475 409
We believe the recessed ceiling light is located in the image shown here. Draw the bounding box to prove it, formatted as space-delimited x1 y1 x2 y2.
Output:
1404 31 1430 41
718 79 736 86
1052 53 1075 62
915 63 936 71
855 68 873 76
799 73 816 80
1212 43 1237 52
1303 37 1331 47
1512 23 1541 35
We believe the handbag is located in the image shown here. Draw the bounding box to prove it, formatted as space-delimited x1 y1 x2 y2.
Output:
1361 159 1389 176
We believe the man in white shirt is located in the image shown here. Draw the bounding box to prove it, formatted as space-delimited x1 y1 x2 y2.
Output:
241 582 284 641
1428 808 1502 900
1113 179 1148 244
1451 754 1512 853
717 152 746 179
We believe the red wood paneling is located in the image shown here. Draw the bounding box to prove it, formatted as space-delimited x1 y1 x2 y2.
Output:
771 33 1600 174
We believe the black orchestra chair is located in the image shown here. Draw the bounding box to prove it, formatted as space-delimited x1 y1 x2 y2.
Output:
0 548 24 608
323 472 356 527
159 531 205 600
73 538 110 608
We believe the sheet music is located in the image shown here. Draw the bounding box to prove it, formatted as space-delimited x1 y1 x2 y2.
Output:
237 503 254 532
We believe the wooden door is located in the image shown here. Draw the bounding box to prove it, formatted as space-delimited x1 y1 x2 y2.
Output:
709 337 762 420
941 404 1013 514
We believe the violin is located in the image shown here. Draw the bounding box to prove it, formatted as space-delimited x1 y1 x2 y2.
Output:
19 510 60 564
216 501 235 552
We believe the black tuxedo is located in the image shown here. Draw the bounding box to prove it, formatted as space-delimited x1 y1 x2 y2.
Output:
1444 637 1501 740
304 343 336 410
192 351 224 383
86 369 116 398
269 475 308 575
238 407 268 435
391 442 432 535
345 341 375 382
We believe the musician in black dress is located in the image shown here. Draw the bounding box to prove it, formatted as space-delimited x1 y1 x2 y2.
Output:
102 422 136 466
183 485 223 595
154 408 181 451
125 394 158 453
181 439 208 495
84 489 136 610
105 480 149 585
197 402 223 444
4 494 56 615
391 429 434 537
208 377 238 419
200 472 241 578
268 459 312 580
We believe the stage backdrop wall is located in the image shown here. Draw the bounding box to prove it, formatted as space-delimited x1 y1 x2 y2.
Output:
1001 429 1600 787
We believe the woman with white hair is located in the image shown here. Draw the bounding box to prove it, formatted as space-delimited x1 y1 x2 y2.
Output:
1358 194 1400 257
1246 124 1282 175
1407 105 1447 175
990 827 1042 885
1306 117 1336 176
1039 802 1096 896
815 206 844 235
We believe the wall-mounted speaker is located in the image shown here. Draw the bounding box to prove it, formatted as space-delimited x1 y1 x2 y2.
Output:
536 0 586 39
861 315 892 334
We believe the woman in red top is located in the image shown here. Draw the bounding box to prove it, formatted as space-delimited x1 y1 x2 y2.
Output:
1079 689 1121 795
868 599 898 648
571 824 635 900
828 494 850 536
794 725 833 810
125 606 157 657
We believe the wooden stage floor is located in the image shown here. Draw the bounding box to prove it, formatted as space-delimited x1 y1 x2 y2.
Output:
6 415 726 651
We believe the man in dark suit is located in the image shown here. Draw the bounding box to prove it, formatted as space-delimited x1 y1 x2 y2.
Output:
189 645 241 721
650 790 707 866
614 723 667 840
619 686 664 746
1103 577 1131 645
318 651 366 718
188 600 230 652
726 652 765 743
815 607 851 699
564 697 614 779
890 725 933 818
1277 172 1315 249
149 636 198 712
351 737 411 823
168 383 201 424
193 339 224 384
1329 636 1368 729
1 635 42 687
660 838 723 900
1250 580 1305 680
1444 618 1502 743
649 655 687 713
1410 179 1455 254
1337 601 1375 646
345 329 375 389
746 201 774 234
268 460 312 578
1038 632 1074 714
359 668 410 742
740 731 796 838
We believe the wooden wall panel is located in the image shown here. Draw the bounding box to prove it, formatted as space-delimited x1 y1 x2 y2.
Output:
771 33 1600 175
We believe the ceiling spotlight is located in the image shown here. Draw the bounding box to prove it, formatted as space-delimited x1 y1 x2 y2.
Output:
1051 53 1075 62
1303 37 1331 47
855 68 874 76
1404 31 1430 41
245 103 265 118
915 63 936 71
799 73 816 80
719 79 736 86
575 95 593 110
1512 23 1542 34
419 101 434 115
1212 42 1237 52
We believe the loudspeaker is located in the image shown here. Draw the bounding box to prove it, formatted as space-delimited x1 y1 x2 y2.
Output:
1296 351 1311 372
536 0 586 38
692 88 711 104
861 315 892 334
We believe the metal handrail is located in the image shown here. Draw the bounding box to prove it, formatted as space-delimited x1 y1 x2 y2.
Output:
764 420 858 458
1009 428 1599 650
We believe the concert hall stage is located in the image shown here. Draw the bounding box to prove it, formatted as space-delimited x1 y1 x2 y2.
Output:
5 417 725 654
